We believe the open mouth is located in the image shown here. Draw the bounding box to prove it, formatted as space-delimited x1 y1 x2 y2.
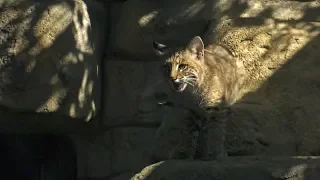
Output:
170 81 187 92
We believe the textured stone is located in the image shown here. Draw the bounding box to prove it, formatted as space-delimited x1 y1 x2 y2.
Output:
103 56 170 126
0 0 106 122
69 133 112 179
206 0 320 156
109 0 213 58
109 127 161 174
132 157 320 180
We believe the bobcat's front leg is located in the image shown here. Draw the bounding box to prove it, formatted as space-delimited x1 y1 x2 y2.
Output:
201 107 229 162
169 116 200 160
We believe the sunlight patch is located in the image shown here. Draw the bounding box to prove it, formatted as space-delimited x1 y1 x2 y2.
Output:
139 11 158 27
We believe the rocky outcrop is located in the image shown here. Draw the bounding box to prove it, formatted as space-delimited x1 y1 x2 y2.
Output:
0 0 106 123
1 0 320 179
131 157 320 180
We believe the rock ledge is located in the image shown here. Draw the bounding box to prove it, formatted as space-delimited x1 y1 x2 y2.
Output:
131 156 320 180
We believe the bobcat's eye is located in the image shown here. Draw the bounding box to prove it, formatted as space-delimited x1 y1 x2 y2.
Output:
178 64 187 70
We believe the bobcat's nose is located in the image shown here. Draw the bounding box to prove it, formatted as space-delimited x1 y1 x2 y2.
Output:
172 78 182 83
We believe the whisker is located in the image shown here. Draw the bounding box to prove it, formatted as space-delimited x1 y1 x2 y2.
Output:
184 75 197 80
185 74 196 77
184 79 196 83
184 77 196 82
182 78 196 87
187 77 196 81
185 74 197 79
184 81 194 87
182 77 194 81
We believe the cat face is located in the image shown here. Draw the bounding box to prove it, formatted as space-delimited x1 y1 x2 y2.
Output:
153 36 205 92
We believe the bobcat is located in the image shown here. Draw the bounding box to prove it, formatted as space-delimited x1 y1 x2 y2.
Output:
153 36 246 161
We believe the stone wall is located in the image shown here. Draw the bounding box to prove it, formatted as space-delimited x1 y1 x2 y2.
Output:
0 0 320 179
0 0 106 132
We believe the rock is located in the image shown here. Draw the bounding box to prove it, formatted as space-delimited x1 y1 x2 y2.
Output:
109 0 213 59
103 57 167 126
0 0 106 122
69 133 112 179
109 173 136 180
131 156 320 180
207 0 320 155
109 127 161 174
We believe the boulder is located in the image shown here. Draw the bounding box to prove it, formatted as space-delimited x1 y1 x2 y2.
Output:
131 157 320 180
0 0 107 132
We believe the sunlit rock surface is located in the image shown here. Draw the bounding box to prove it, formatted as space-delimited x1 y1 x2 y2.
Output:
0 0 105 123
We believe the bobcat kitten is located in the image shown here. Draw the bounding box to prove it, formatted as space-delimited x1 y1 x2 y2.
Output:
153 36 246 161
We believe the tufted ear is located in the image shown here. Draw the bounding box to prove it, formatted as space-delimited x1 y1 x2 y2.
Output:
186 36 204 60
152 41 169 56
